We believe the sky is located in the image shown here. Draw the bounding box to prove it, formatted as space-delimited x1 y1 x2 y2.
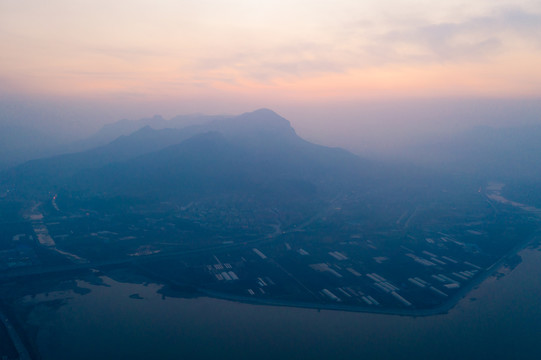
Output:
1 0 541 152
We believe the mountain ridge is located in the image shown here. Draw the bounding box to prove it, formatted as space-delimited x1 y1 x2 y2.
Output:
1 109 369 205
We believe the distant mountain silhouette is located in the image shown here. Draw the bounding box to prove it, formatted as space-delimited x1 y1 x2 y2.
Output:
85 113 233 146
2 126 197 189
1 110 370 205
79 115 169 146
76 123 364 202
55 113 230 155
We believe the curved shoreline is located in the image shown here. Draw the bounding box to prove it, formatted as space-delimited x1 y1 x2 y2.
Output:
194 227 541 317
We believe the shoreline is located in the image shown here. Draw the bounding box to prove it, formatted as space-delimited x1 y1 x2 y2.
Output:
166 185 541 317
2 182 539 360
134 186 541 317
194 228 540 317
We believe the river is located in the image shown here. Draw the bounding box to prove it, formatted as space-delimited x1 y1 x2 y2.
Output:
17 240 541 360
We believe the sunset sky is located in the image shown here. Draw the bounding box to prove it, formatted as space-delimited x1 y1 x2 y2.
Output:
1 0 541 150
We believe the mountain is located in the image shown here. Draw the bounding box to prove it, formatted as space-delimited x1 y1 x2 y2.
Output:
62 113 231 154
74 111 365 203
0 113 225 170
73 115 169 149
0 124 205 195
1 109 369 207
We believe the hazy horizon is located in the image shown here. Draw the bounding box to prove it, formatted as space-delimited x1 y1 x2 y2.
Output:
2 0 541 157
2 3 541 359
1 95 540 158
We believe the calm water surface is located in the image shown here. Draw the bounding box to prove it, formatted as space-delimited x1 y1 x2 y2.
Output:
23 246 541 360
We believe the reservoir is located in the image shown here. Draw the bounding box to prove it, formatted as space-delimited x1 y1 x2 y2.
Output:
19 244 541 360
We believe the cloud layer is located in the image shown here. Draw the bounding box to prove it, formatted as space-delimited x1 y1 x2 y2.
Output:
1 0 540 100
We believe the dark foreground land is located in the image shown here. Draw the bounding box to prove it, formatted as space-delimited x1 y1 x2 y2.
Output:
1 180 540 359
2 110 539 318
2 181 539 310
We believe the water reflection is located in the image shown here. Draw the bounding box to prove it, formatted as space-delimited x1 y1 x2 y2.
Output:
19 246 541 360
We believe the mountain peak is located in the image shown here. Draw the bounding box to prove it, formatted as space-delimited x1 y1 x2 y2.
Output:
249 108 280 116
241 108 284 120
228 108 294 137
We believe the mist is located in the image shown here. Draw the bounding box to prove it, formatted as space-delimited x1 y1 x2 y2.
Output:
3 1 541 359
2 95 540 163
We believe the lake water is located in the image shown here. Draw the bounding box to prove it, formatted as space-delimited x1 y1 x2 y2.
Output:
22 245 541 360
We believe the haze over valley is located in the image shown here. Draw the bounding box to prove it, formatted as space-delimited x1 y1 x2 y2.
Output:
1 1 541 359
1 109 540 339
2 107 541 360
